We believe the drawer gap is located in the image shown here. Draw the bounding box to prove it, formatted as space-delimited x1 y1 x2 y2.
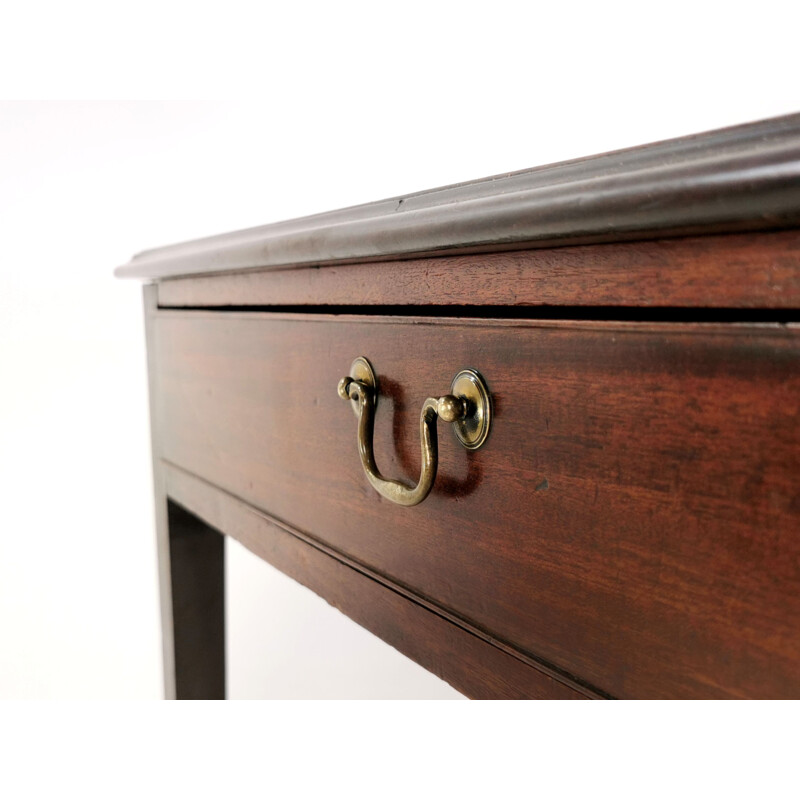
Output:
156 302 799 324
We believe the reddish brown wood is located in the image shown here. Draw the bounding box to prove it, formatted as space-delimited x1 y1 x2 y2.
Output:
126 117 800 700
163 463 589 699
145 285 226 699
156 230 800 310
151 310 800 699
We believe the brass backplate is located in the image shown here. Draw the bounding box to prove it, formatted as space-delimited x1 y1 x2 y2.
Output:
450 369 492 450
349 356 377 417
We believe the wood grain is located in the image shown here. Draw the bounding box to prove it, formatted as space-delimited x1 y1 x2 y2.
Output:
152 311 800 699
146 285 226 699
157 230 800 310
126 115 800 700
164 463 592 699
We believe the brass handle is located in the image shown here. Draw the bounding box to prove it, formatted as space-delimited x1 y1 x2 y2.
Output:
337 357 491 507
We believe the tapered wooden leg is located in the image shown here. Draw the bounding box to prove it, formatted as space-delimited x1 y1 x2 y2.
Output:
166 500 225 699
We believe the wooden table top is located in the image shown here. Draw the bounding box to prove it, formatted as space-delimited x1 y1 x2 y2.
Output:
116 113 800 281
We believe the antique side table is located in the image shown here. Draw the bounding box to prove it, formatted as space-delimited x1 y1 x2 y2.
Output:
117 115 800 699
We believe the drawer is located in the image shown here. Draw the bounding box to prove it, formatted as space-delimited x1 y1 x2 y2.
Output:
153 310 800 699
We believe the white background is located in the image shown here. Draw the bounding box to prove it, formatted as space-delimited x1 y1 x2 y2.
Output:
1 2 799 703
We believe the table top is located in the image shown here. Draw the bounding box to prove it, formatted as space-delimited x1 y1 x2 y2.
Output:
115 113 800 281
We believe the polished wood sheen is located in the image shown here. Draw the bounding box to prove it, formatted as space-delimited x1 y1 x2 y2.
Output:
165 466 589 699
116 114 800 279
152 311 800 699
157 230 800 310
121 115 800 699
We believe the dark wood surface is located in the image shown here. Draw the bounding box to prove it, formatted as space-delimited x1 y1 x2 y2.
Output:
167 500 225 700
117 114 800 279
151 310 800 699
164 463 592 699
157 230 800 310
127 116 800 699
145 285 227 699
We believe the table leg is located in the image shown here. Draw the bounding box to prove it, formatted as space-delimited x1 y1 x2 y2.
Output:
159 498 226 699
145 284 225 699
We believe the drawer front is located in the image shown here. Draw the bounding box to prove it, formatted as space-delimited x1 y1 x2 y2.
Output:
153 311 800 698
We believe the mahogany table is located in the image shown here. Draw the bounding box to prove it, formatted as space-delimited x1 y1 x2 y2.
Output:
117 114 800 699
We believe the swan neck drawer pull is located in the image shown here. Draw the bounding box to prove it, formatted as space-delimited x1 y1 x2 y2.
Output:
337 356 491 507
